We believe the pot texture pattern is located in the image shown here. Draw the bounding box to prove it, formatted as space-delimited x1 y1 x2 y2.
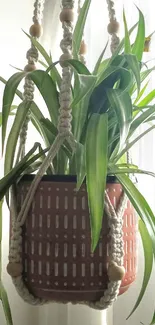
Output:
16 176 138 302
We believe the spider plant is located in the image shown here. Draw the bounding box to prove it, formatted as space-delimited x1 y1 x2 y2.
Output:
0 0 155 321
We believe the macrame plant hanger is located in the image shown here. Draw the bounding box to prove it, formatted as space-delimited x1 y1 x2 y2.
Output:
7 0 127 310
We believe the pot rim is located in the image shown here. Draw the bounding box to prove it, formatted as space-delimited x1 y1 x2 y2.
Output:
20 174 119 184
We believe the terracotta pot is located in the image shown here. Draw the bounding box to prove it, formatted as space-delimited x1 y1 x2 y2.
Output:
16 175 138 302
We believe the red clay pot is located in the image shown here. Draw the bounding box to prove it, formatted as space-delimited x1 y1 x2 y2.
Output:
16 175 138 302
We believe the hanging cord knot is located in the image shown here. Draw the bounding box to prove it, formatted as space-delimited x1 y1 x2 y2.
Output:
33 0 45 24
26 44 39 64
9 222 22 264
17 1 45 161
62 0 74 9
23 77 35 101
110 33 120 53
58 67 72 137
107 0 120 53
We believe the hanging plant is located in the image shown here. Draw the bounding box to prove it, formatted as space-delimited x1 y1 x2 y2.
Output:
1 0 155 322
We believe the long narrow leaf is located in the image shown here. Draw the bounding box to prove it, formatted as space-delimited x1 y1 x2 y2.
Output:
0 201 13 324
23 31 61 88
134 80 149 106
0 143 49 200
86 113 108 251
150 312 155 325
138 90 155 107
0 284 13 325
108 166 155 178
130 105 155 134
4 101 31 176
68 59 90 75
117 174 155 257
40 118 72 157
93 41 109 75
30 70 59 125
72 74 97 107
115 125 155 163
125 54 140 93
2 72 25 150
132 8 145 61
127 220 153 319
107 89 132 151
76 143 86 190
123 10 132 53
72 0 91 57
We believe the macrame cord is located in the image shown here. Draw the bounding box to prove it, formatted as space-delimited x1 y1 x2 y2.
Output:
7 0 127 309
106 0 120 53
17 0 45 160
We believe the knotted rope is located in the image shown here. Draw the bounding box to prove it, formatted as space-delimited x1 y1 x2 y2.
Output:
106 0 120 53
17 0 45 160
7 0 126 309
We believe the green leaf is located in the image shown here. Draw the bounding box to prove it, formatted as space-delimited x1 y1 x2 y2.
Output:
40 118 72 158
93 41 109 75
2 72 25 150
76 143 86 190
72 0 91 57
115 125 155 163
138 90 155 107
30 102 51 147
123 10 132 53
29 70 59 125
23 31 61 88
0 143 49 200
0 203 12 325
124 54 140 93
0 200 2 272
38 60 48 69
107 89 132 152
86 113 108 251
150 312 155 325
117 174 155 258
130 105 155 135
132 8 145 61
72 74 97 107
127 220 153 319
108 166 155 178
67 59 90 75
130 67 155 96
97 65 132 90
134 80 149 106
0 283 13 325
4 101 31 176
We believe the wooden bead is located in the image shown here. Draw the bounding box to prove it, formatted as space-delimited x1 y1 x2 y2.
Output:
7 262 23 278
60 9 74 22
107 20 119 35
108 261 125 281
29 23 42 38
59 53 72 67
24 64 36 72
80 40 87 55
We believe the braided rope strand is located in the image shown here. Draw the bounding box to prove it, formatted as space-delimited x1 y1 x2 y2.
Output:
87 192 127 310
8 0 75 305
8 0 46 305
18 0 45 160
106 0 120 53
